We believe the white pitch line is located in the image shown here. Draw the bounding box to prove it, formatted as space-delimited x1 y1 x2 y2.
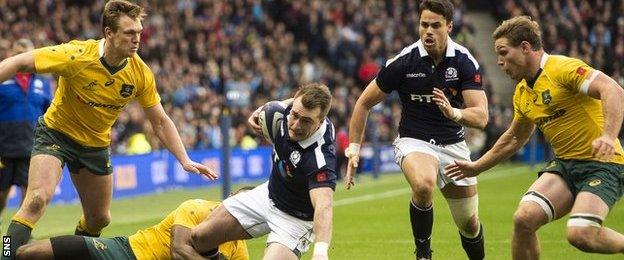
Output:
334 165 532 207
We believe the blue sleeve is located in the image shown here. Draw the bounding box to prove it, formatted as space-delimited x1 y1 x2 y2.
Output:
375 57 406 93
307 168 337 191
306 142 337 190
459 57 483 91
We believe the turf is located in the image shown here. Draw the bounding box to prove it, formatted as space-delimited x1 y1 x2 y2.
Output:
2 163 623 259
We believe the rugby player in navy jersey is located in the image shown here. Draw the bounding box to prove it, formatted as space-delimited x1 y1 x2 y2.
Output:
344 1 488 259
191 82 337 260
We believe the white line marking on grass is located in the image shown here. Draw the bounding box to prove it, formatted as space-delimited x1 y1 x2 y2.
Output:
334 165 531 207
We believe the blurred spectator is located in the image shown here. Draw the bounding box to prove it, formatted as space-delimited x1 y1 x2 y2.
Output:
126 133 152 155
496 0 624 77
0 38 52 216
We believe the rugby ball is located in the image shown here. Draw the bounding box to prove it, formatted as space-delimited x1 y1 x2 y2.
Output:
257 101 286 142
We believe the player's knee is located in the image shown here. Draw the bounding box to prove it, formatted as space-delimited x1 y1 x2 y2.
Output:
566 227 598 252
24 189 51 215
88 212 111 228
565 214 604 252
15 243 35 259
512 207 540 233
411 176 436 198
447 196 480 236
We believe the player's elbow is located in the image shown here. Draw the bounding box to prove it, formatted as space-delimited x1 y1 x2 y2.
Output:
475 119 488 130
471 115 488 130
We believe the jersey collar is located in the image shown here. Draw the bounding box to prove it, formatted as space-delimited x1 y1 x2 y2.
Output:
297 118 327 149
416 36 457 58
539 52 549 69
98 39 128 75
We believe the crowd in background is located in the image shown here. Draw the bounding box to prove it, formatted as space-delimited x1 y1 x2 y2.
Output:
496 0 624 86
496 0 624 154
0 0 622 158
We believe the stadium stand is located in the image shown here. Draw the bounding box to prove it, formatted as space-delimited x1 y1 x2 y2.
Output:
0 0 504 158
1 0 621 160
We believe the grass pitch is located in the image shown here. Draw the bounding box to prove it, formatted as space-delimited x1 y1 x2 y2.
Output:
2 163 623 259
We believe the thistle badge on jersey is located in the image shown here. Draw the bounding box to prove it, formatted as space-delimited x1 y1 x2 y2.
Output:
445 67 458 81
290 151 301 167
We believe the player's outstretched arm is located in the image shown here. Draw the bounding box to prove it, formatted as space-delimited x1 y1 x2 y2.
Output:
344 80 388 189
172 225 227 260
585 71 624 161
171 225 214 260
144 103 217 180
445 119 535 180
310 187 333 260
0 51 35 83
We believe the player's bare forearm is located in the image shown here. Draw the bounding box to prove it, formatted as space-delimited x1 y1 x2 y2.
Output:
0 52 36 83
158 116 191 163
171 244 210 260
310 187 333 244
171 225 212 260
457 106 488 129
349 80 387 144
146 104 192 164
474 120 535 172
349 102 370 144
459 90 489 129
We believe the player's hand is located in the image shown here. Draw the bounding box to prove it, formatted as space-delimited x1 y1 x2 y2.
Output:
432 88 453 118
247 105 263 135
444 160 481 181
344 143 360 189
592 135 616 162
182 160 218 180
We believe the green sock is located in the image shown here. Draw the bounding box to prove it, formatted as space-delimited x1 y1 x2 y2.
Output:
4 221 33 259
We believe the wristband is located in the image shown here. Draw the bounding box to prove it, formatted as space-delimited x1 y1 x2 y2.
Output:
451 107 462 122
313 242 329 256
344 143 361 158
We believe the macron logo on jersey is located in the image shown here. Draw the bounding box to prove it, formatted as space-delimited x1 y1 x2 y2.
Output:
406 73 427 78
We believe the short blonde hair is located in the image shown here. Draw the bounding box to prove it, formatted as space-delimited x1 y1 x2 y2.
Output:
492 16 543 50
102 0 146 34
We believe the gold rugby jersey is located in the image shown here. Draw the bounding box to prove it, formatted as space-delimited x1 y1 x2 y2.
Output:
34 39 160 147
128 199 249 260
512 53 624 164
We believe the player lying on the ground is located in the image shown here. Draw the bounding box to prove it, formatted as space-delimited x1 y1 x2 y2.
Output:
15 189 253 260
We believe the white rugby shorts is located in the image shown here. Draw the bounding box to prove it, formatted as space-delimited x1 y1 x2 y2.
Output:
393 137 477 188
222 181 314 254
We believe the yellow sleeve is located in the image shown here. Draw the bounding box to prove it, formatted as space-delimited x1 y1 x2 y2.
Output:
551 56 595 93
135 60 161 108
172 200 207 228
33 42 85 77
511 85 529 123
228 241 249 260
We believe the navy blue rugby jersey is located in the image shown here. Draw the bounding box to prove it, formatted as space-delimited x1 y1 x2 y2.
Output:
265 104 337 221
376 37 484 145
